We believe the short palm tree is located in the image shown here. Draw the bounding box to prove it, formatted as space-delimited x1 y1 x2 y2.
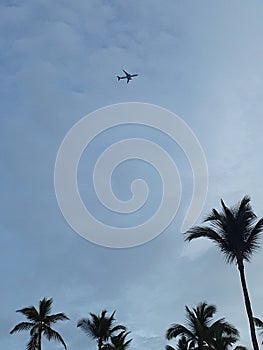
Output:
166 302 239 350
185 196 263 350
253 317 263 344
77 310 126 350
10 297 69 350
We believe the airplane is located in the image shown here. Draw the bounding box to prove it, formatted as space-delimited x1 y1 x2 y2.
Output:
117 69 138 83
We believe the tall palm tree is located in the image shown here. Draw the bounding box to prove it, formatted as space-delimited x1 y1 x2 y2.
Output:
185 196 263 350
77 310 126 350
166 302 239 350
253 317 263 344
103 331 132 350
10 297 69 350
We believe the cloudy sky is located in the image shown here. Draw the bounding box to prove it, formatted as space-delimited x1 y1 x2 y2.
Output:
2 0 263 349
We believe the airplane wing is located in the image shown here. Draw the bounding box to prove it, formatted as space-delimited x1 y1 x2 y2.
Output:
122 69 129 76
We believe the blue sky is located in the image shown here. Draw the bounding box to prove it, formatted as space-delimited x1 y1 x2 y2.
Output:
2 0 263 349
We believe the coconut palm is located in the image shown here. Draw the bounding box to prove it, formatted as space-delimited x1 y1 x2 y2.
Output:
185 196 263 350
166 302 239 350
253 317 263 344
10 297 69 350
103 331 132 350
77 310 126 350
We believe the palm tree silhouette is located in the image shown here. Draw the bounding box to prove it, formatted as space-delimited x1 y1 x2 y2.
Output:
185 196 263 350
166 302 239 350
77 310 126 350
10 297 69 350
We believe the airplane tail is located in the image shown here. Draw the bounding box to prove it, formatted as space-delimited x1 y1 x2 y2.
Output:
117 76 121 81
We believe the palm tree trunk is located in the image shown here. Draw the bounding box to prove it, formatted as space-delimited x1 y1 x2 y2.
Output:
237 261 259 350
38 328 42 350
98 337 103 350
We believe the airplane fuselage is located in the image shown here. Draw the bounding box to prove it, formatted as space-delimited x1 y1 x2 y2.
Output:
117 70 138 83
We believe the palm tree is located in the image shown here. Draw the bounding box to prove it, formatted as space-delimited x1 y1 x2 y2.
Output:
10 297 69 350
77 310 126 350
185 196 263 350
103 331 132 350
166 302 239 350
253 317 263 344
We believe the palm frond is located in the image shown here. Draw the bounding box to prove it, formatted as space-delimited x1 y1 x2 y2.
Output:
243 218 263 261
10 322 34 334
185 227 227 258
45 313 69 325
16 307 39 322
42 324 67 349
109 330 132 350
109 310 116 322
166 324 195 340
166 345 176 350
77 318 97 339
254 317 263 328
254 317 263 341
176 336 196 350
111 325 126 334
26 333 38 350
195 302 216 327
210 318 239 337
39 298 53 319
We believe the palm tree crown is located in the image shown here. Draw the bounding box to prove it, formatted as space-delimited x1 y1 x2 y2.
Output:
166 302 239 350
10 297 69 350
185 196 263 350
77 310 126 350
186 196 263 265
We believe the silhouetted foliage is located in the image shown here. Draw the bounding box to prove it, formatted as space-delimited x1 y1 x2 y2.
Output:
10 297 69 350
77 310 126 350
103 330 132 350
185 196 263 350
166 301 239 350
